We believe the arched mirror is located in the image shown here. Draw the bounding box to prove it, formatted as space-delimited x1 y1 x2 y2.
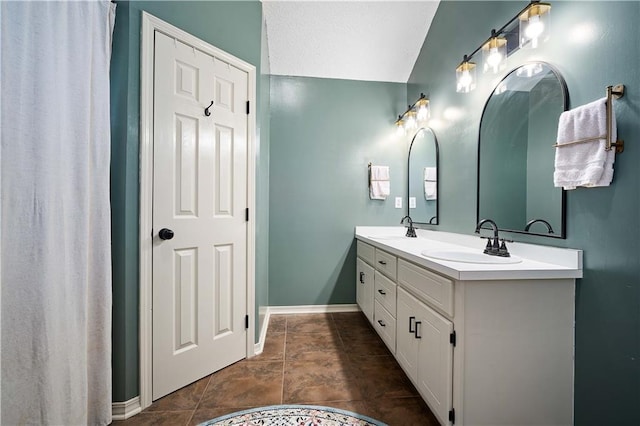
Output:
477 62 568 238
407 127 439 225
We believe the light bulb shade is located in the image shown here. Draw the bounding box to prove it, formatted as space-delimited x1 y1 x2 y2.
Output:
416 98 430 121
519 2 551 49
456 60 476 93
481 37 507 74
395 119 405 136
405 110 418 130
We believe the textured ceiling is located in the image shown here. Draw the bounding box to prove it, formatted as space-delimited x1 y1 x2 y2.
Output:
262 1 441 83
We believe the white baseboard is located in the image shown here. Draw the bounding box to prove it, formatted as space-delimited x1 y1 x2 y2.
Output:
253 309 271 355
268 304 360 314
112 396 142 421
252 304 360 355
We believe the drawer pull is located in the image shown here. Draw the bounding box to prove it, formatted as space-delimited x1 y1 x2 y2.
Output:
378 289 386 295
409 316 416 333
359 272 365 283
377 320 386 327
414 321 422 339
378 260 387 265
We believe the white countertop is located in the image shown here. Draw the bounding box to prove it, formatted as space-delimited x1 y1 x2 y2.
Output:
355 226 583 281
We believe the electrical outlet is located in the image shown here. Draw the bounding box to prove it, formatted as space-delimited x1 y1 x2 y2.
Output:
409 197 416 209
395 197 402 208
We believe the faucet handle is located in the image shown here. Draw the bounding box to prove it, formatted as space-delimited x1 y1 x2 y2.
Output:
480 236 494 254
497 239 511 257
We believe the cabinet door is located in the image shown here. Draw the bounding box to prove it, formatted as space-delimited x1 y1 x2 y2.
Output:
356 258 375 323
396 287 420 381
415 300 454 426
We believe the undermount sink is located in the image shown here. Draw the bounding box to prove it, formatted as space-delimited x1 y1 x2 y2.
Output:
421 249 522 264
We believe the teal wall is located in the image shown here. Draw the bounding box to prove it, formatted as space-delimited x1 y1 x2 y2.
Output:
268 76 407 306
110 0 264 402
408 1 639 423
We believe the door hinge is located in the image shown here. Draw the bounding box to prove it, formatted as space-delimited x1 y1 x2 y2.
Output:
246 100 250 115
450 330 456 347
245 314 249 329
449 408 455 424
245 207 249 222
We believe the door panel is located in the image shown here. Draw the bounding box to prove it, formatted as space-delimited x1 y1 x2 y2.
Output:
152 31 248 400
416 299 454 426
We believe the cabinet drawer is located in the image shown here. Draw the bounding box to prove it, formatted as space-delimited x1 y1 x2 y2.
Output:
375 249 397 280
374 271 397 317
374 300 396 354
398 259 454 317
357 240 375 266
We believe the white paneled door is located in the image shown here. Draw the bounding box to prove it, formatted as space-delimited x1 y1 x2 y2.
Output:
152 31 248 400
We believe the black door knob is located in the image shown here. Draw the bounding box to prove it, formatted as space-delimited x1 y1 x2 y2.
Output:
159 228 174 240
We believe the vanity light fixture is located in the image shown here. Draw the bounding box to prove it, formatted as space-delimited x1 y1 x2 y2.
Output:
456 55 477 93
482 30 507 74
395 116 406 136
394 93 430 137
455 0 551 93
519 2 551 49
416 97 430 121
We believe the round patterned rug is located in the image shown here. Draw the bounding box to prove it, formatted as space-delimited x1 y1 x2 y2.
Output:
198 404 388 426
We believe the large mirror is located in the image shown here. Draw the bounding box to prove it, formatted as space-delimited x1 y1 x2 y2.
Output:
478 62 567 238
407 127 439 225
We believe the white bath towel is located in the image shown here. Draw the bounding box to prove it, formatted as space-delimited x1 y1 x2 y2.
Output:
423 167 437 200
553 97 615 189
369 165 390 200
423 167 437 182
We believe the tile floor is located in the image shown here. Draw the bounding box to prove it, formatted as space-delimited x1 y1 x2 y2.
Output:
113 312 440 426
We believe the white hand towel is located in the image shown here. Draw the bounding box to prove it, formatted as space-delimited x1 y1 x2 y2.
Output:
424 181 437 200
423 167 437 200
553 98 615 189
423 167 437 181
370 180 391 200
370 165 390 181
369 165 390 200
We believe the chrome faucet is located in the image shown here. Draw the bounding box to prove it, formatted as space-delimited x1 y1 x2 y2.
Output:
401 215 417 238
524 218 555 234
475 218 510 257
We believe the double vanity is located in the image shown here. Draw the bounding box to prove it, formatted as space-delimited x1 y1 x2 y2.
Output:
355 226 582 426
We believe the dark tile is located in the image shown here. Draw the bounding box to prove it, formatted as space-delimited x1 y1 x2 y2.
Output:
283 359 361 404
112 411 192 426
368 397 440 426
268 315 287 333
332 312 372 333
286 313 337 333
351 356 418 399
145 375 210 412
249 332 285 361
198 360 283 408
341 330 392 357
285 330 344 356
285 349 348 364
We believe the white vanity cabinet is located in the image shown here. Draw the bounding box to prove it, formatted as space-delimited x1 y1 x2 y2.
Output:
356 241 375 323
356 258 374 323
354 227 581 426
397 287 454 425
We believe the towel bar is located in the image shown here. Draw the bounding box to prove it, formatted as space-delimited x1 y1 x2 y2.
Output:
552 84 624 153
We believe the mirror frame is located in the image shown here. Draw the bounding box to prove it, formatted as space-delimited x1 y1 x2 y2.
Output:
476 61 569 238
407 127 439 226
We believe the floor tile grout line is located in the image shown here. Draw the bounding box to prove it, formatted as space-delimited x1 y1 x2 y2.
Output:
186 367 215 425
